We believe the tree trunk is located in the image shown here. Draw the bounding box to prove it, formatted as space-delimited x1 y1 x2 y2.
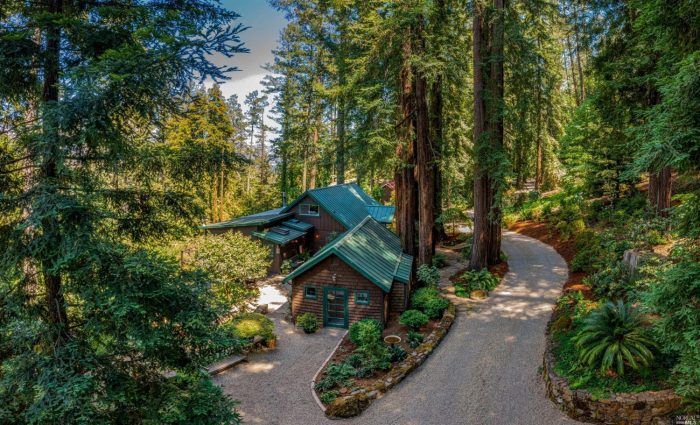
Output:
486 0 505 265
649 167 672 217
415 14 434 267
471 0 505 269
43 0 70 340
566 35 580 106
573 4 586 101
470 0 490 270
535 37 543 191
395 32 418 257
431 0 447 242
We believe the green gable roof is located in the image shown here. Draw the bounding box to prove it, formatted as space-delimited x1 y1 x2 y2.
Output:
365 205 395 224
283 216 413 292
282 183 384 229
201 208 293 230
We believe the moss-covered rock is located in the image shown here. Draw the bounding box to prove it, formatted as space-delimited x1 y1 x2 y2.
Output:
326 394 370 418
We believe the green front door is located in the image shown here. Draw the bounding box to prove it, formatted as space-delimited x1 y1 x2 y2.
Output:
323 287 348 328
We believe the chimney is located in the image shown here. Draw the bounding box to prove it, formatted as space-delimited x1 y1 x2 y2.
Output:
282 192 287 208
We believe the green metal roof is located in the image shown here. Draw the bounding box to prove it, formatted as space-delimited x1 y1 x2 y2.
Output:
201 208 293 230
365 205 395 224
282 183 384 229
252 225 306 245
283 216 413 292
282 219 313 232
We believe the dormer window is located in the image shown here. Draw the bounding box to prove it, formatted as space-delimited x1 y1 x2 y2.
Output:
299 203 320 216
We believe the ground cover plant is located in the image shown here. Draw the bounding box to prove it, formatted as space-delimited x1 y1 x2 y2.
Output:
314 290 450 407
454 269 500 298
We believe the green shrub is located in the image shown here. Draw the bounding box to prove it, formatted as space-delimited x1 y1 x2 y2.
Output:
281 259 293 274
400 310 429 331
642 250 700 409
314 362 357 392
230 312 275 342
406 331 424 348
423 297 449 319
319 390 338 405
296 312 319 334
432 253 449 268
584 262 633 300
411 287 440 310
573 300 657 375
345 353 364 368
388 345 408 362
348 319 382 346
354 342 392 372
416 264 440 286
455 269 500 297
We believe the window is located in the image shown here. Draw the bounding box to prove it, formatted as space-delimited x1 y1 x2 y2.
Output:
355 290 370 305
299 203 320 216
304 286 317 300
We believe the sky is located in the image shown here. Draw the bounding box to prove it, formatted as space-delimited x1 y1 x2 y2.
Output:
212 1 288 105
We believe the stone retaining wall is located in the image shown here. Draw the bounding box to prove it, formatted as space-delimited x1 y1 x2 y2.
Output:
543 331 682 425
325 302 457 418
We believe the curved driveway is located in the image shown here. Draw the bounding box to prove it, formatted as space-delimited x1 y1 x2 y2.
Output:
215 231 581 425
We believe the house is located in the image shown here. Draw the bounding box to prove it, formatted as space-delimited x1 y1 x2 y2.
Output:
283 216 412 328
201 183 396 274
201 183 413 327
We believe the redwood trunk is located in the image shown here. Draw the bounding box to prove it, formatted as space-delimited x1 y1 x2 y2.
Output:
470 0 490 270
395 33 418 257
415 14 434 267
649 167 672 217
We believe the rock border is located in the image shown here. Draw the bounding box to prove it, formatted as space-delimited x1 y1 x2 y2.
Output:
323 302 457 418
542 327 682 425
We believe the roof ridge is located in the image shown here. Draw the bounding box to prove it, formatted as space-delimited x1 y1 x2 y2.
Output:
331 215 372 250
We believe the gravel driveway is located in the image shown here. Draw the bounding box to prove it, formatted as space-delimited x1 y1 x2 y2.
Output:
215 231 582 425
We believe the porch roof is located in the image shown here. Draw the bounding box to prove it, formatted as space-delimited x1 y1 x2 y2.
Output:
252 225 307 245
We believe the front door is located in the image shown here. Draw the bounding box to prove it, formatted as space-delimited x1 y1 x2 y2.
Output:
323 287 348 328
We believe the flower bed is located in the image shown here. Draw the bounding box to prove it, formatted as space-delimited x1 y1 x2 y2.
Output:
543 326 682 424
313 302 456 418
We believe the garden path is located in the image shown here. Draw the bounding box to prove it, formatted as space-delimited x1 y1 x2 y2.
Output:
215 231 582 424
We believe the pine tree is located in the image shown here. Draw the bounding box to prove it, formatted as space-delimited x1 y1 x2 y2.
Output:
0 2 247 422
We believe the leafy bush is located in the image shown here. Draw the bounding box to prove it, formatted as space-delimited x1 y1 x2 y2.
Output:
412 287 441 310
319 390 338 405
296 312 319 334
315 362 357 392
280 259 293 274
455 269 500 297
573 301 657 375
388 345 408 362
190 231 270 306
345 353 364 368
432 253 449 268
416 264 440 286
423 297 449 319
348 319 382 346
230 312 275 342
400 310 429 331
642 249 700 409
584 262 633 300
406 331 424 348
549 195 586 240
354 342 392 372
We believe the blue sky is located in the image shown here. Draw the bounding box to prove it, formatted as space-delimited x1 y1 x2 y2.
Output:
213 1 287 104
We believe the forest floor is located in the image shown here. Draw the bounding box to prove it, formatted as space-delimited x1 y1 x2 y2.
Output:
215 231 582 424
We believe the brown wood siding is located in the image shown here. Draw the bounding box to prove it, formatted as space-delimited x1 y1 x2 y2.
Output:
292 195 346 251
389 281 407 314
290 255 386 327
